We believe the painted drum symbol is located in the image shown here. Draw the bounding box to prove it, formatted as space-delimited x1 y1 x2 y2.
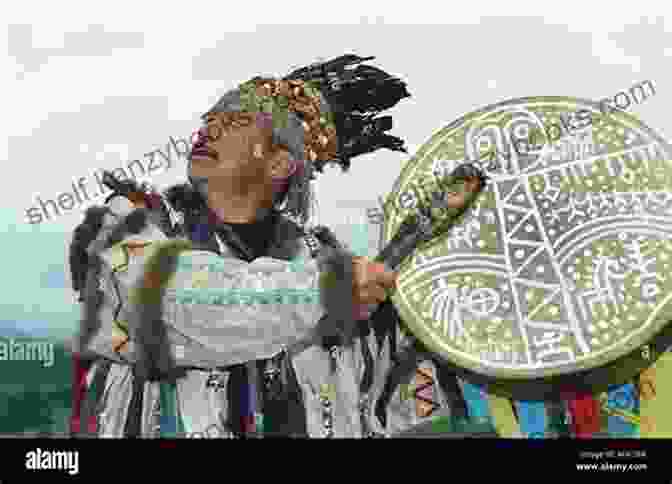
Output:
466 288 500 317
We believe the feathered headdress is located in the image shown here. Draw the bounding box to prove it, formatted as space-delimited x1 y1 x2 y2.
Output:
200 54 411 225
282 54 410 172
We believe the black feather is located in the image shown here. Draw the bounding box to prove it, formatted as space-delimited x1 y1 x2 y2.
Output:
283 54 411 172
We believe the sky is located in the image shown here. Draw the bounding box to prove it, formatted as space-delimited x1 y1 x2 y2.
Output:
1 2 671 339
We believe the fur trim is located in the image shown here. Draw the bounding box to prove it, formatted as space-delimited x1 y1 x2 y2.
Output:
317 246 357 344
130 238 193 381
374 342 428 428
86 208 150 256
106 209 149 247
74 253 105 357
69 206 111 292
310 225 343 250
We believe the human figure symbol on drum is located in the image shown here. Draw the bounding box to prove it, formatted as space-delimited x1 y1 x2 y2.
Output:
423 278 516 363
576 254 627 322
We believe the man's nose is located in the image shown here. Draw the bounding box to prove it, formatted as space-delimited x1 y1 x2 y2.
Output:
191 128 204 145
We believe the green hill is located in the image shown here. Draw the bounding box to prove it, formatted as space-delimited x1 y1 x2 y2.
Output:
0 337 72 434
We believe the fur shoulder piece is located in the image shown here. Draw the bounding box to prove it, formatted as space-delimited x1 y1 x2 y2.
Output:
308 225 343 250
163 183 206 217
130 238 193 380
69 205 112 293
317 245 357 343
85 208 151 256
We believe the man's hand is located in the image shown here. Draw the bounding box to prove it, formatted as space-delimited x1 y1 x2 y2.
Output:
353 257 397 318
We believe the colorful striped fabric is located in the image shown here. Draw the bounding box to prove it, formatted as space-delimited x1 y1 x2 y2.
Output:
159 382 185 437
70 355 97 435
640 351 672 438
459 381 651 438
486 394 519 437
601 383 639 437
563 391 602 438
513 400 548 438
457 379 496 430
240 362 258 435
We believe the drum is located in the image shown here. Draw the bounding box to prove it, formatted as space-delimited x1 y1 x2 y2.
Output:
383 97 672 399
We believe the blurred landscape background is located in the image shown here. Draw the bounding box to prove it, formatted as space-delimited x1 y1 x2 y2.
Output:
0 327 72 435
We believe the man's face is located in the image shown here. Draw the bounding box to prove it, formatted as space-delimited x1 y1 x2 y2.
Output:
189 111 274 189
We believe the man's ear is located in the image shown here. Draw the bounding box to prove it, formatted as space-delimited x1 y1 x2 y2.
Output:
268 146 293 179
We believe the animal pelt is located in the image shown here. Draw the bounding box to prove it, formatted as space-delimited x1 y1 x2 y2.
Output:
74 253 106 357
73 208 151 358
69 206 111 294
85 208 150 256
129 238 193 381
316 246 357 345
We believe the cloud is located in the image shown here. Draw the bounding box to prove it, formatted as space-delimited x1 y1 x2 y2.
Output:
8 95 193 230
8 24 144 78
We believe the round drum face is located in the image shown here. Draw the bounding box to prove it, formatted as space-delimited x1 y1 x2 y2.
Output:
384 96 672 380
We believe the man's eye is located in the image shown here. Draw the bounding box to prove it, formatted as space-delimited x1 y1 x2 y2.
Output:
206 124 223 140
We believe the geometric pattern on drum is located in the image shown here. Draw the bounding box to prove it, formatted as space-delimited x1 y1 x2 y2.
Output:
494 176 578 367
395 99 672 377
532 142 672 356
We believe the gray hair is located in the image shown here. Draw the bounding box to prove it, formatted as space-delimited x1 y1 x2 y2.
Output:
204 88 308 161
196 86 332 225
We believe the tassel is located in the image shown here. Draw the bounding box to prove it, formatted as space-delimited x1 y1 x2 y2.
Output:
70 354 93 436
370 300 399 358
486 394 520 437
513 400 548 438
458 379 494 426
374 343 423 428
603 383 640 437
159 382 185 437
562 390 601 438
639 351 672 437
546 400 571 437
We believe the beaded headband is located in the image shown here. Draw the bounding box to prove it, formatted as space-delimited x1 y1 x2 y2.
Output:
238 77 338 165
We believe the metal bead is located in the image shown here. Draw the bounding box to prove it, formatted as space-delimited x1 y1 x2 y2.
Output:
205 371 227 391
329 346 341 362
